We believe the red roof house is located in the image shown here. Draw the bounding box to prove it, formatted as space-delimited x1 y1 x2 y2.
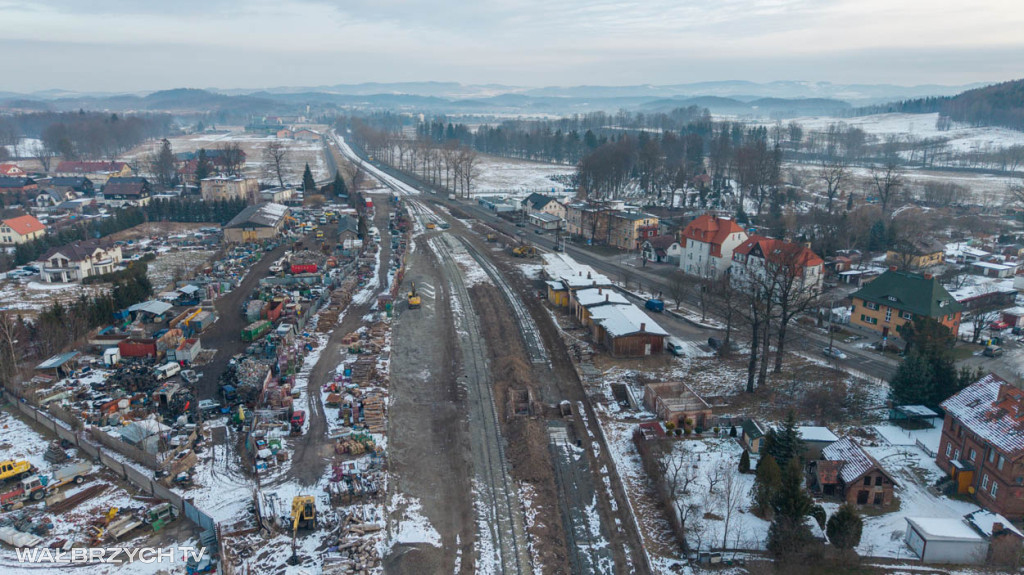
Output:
678 214 748 277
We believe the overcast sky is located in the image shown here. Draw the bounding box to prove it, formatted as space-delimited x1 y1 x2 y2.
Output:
1 0 1021 93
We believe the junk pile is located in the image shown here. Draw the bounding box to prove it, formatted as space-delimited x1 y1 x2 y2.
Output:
321 506 384 574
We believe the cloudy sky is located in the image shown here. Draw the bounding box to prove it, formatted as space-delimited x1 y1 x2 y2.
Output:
0 0 1021 92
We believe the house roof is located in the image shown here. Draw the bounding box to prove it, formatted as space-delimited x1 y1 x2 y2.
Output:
56 161 128 174
0 176 36 188
0 163 25 176
574 287 629 307
225 202 288 229
851 270 962 317
891 237 946 256
542 252 613 288
680 214 745 257
612 211 656 222
338 214 360 235
734 235 824 268
1 214 45 236
522 192 556 210
965 510 1024 539
814 460 843 485
905 518 986 543
46 176 92 188
128 300 174 316
941 373 1024 459
529 212 562 223
644 235 679 250
796 426 839 443
822 436 895 486
103 177 149 197
742 419 765 439
589 303 669 337
39 240 110 263
35 351 80 370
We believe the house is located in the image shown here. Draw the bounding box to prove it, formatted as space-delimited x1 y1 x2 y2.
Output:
0 164 26 177
337 215 361 249
260 187 294 203
730 235 824 296
54 161 132 185
971 261 1017 279
741 419 767 455
608 211 660 250
588 303 668 357
201 176 260 203
34 189 67 208
570 287 630 325
679 214 748 277
102 177 151 206
528 212 562 230
946 276 1017 312
565 201 614 242
849 269 962 339
809 436 897 506
945 242 990 264
641 235 682 264
904 517 989 564
0 176 38 195
964 509 1024 565
521 193 567 220
42 176 94 195
937 373 1024 519
276 128 294 139
642 382 712 430
222 203 289 243
0 214 46 245
886 237 946 269
797 426 840 459
292 128 321 141
38 240 123 283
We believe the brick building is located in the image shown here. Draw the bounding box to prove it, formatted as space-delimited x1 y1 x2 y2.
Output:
809 437 898 506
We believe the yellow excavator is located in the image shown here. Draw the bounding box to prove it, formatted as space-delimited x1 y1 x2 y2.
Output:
512 245 538 258
288 496 317 565
407 281 421 309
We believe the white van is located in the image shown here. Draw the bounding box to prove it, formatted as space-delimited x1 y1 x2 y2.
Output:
666 337 686 356
154 362 181 381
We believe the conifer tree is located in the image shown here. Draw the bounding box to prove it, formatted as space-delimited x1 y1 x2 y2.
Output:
302 163 316 193
826 503 863 550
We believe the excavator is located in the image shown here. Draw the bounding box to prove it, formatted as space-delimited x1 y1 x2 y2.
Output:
407 281 421 309
512 245 538 258
288 496 317 565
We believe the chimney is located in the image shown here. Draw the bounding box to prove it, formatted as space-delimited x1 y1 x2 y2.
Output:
598 288 602 294
578 271 582 277
605 294 609 302
993 522 1005 534
587 271 592 279
889 266 898 271
923 273 933 280
640 322 646 332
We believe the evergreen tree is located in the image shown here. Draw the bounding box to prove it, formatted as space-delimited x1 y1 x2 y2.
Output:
826 503 863 550
766 458 818 558
195 148 213 183
152 138 176 189
889 351 935 406
739 449 751 474
752 454 782 516
332 170 348 197
302 163 316 193
868 219 887 251
764 412 805 468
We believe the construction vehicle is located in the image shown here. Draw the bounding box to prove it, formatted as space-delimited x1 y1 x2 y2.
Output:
0 460 35 484
512 245 538 258
1 476 53 510
425 222 436 230
486 233 497 242
288 496 317 565
407 281 421 309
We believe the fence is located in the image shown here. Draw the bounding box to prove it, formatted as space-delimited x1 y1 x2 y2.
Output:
5 397 219 551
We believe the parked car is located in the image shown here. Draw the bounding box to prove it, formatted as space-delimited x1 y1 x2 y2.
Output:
290 410 306 431
983 345 1004 357
989 320 1011 331
666 337 686 356
515 222 526 227
822 346 847 360
644 299 665 313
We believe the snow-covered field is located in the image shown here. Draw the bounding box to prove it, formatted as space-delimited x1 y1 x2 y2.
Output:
0 278 107 314
472 156 574 197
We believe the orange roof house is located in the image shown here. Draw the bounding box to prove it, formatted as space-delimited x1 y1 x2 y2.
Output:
678 214 748 277
0 214 46 245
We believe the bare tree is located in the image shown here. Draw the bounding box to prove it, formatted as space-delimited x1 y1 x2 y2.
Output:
458 146 480 198
768 244 824 372
818 156 847 214
263 141 289 188
0 311 22 385
871 161 903 215
719 466 746 550
219 143 245 176
667 270 689 311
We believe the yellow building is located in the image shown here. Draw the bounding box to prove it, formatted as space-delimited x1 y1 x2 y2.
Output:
0 214 46 245
886 237 945 270
608 211 659 250
850 269 962 339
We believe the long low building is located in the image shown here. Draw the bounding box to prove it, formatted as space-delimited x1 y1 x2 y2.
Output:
588 302 668 357
223 202 289 243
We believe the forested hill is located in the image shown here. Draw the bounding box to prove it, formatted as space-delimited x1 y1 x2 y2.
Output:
860 78 1024 131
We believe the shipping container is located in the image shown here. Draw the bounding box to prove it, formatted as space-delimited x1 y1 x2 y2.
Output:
241 320 273 342
118 338 157 358
290 263 318 274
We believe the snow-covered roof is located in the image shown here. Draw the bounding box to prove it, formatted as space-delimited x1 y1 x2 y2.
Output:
945 242 990 258
964 510 1024 539
179 284 201 295
35 351 80 370
796 426 839 443
946 277 1016 302
972 261 1016 270
545 280 565 291
1002 306 1024 317
822 436 891 485
589 303 669 337
128 300 174 316
894 405 940 418
542 252 612 288
528 212 562 223
574 288 629 307
905 517 985 543
941 373 1024 458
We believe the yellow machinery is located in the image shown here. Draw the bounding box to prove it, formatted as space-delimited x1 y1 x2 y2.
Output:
425 222 436 230
512 245 538 258
407 281 421 309
0 460 34 483
288 496 317 565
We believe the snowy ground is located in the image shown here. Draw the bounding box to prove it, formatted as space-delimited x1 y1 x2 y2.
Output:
0 278 108 315
472 155 574 197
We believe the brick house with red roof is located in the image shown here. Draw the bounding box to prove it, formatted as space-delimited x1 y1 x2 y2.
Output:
808 436 898 506
0 164 26 177
0 214 46 245
678 214 748 277
730 235 824 295
937 373 1024 519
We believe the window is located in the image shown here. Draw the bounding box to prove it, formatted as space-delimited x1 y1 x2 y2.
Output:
860 315 878 325
865 301 879 310
991 482 998 497
969 448 976 461
901 311 913 320
863 476 872 486
998 455 1006 471
885 308 892 322
955 449 961 461
982 474 989 490
945 443 952 457
875 476 883 486
947 314 955 321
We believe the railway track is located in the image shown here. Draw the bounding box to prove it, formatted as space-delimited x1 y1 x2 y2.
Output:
457 237 550 365
430 235 532 575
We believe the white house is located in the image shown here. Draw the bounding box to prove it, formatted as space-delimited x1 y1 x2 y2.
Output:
678 214 748 277
729 235 824 295
0 215 46 245
38 240 123 283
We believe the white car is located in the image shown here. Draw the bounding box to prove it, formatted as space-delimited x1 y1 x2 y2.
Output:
822 347 847 360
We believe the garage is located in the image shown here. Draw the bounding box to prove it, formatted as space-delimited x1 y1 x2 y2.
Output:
904 517 989 564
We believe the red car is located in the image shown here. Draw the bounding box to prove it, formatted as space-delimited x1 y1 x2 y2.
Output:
290 410 306 430
989 320 1011 331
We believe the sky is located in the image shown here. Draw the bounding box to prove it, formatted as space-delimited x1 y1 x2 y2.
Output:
0 0 1022 93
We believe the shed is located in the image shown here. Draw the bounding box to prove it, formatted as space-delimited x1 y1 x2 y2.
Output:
642 382 712 430
528 212 562 230
34 351 80 378
741 419 766 455
589 303 668 357
888 404 941 426
128 300 174 322
904 517 989 564
103 347 121 367
796 426 839 459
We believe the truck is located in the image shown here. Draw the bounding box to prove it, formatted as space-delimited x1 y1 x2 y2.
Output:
1 476 53 510
644 299 665 313
0 460 35 484
153 362 181 381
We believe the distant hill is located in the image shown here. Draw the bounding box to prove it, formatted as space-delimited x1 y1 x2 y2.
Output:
861 79 1024 131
